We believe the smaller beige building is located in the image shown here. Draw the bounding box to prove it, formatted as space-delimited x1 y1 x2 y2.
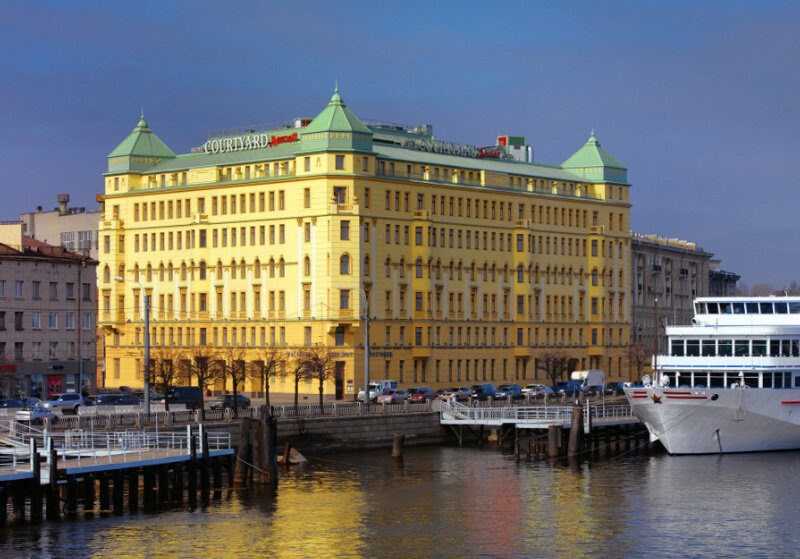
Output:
631 233 713 356
0 237 97 398
0 194 101 260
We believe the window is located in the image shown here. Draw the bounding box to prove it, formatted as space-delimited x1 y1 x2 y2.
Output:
335 155 345 170
15 281 24 298
304 187 311 208
49 282 57 300
340 254 351 275
340 220 350 240
15 311 24 330
333 186 346 203
340 289 350 310
31 312 40 330
49 312 58 330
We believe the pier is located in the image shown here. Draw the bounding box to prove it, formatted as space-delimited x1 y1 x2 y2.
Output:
0 421 234 524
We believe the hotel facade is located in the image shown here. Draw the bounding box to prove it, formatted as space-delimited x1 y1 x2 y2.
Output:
100 91 632 398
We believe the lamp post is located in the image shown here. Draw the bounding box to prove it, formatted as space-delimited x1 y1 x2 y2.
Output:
361 288 370 407
116 276 151 414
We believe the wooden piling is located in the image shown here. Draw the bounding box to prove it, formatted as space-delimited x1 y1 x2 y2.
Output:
127 470 139 513
548 425 562 459
83 476 95 512
99 473 110 511
188 435 197 509
391 433 405 459
567 404 583 458
31 440 42 522
112 471 124 513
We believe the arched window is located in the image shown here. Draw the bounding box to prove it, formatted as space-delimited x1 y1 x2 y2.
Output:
230 259 237 279
517 264 524 283
180 263 187 281
216 260 223 279
278 258 285 277
134 265 140 282
159 263 165 281
340 254 351 275
240 259 246 277
304 256 311 276
364 255 370 276
385 258 391 277
254 259 261 278
103 265 110 283
269 258 275 278
415 258 423 278
199 261 207 280
118 265 125 281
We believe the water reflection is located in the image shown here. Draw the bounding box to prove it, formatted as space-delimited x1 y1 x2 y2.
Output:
3 447 800 558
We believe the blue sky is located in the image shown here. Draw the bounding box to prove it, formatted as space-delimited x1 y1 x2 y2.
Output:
1 1 798 288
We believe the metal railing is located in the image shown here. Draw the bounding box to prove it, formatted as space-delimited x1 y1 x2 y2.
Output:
0 423 231 476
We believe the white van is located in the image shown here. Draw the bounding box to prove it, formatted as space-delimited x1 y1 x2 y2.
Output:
357 380 398 402
570 370 605 394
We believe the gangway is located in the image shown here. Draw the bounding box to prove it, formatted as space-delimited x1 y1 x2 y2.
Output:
439 400 637 431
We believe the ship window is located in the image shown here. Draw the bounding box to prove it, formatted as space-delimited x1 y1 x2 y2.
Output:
695 303 704 314
720 302 732 314
793 340 800 357
790 302 800 314
718 340 732 356
763 374 773 388
706 302 719 314
671 339 684 356
774 373 784 389
760 302 773 314
770 340 782 356
775 302 788 314
752 340 767 356
732 302 745 314
746 302 759 314
795 375 800 388
702 340 715 356
735 340 749 356
709 373 724 388
686 339 700 356
743 373 759 388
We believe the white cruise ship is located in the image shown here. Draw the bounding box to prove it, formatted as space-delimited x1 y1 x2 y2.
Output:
625 296 800 454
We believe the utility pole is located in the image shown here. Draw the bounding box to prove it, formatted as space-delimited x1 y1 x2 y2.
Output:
144 293 151 414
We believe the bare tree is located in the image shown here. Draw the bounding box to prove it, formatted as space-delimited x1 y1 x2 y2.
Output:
627 343 650 382
181 344 219 420
290 353 309 409
536 351 574 389
751 283 775 296
302 344 335 407
150 345 185 411
216 345 249 418
249 345 282 409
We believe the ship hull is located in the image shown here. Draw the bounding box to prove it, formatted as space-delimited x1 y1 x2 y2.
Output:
625 387 800 454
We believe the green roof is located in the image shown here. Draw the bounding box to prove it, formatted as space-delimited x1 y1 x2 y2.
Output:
299 88 373 153
107 114 175 173
561 132 627 184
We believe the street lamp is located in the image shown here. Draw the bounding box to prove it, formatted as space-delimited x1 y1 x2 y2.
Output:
115 275 151 414
360 288 370 407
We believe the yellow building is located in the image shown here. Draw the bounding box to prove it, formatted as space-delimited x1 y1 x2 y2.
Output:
99 91 631 398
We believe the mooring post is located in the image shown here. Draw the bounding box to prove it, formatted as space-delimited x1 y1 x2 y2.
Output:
234 418 252 486
127 470 139 513
391 433 405 460
567 404 583 458
200 426 210 492
99 472 110 510
547 425 561 459
46 443 59 520
31 438 42 522
188 433 197 509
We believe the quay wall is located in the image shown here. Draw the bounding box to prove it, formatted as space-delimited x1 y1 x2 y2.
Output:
206 412 449 454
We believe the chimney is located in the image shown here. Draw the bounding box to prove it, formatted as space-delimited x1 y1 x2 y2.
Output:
57 194 70 216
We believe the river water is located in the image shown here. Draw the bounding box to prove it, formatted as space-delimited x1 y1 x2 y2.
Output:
2 445 799 559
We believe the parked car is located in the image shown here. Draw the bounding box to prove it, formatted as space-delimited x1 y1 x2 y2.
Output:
0 399 24 408
604 381 626 396
555 380 583 396
452 387 473 401
16 404 58 423
470 383 496 400
209 394 251 410
377 389 407 404
163 386 204 410
96 393 141 406
495 384 523 399
41 393 88 414
410 388 438 403
22 397 42 409
522 384 553 398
